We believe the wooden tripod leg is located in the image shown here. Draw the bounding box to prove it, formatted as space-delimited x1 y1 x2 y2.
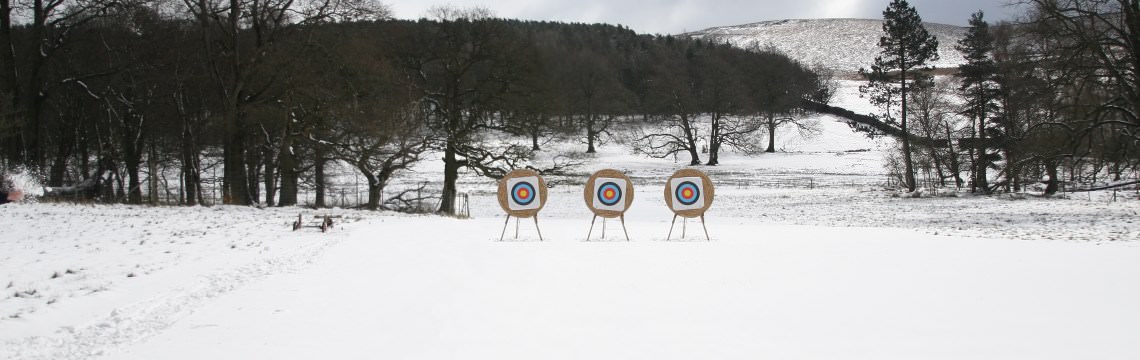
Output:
682 217 687 239
602 218 607 239
499 215 511 242
666 214 678 241
586 215 597 241
515 217 520 239
701 215 710 242
534 216 544 242
620 215 630 242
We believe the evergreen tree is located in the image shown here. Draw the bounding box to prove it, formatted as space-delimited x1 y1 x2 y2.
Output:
861 0 939 192
956 11 999 194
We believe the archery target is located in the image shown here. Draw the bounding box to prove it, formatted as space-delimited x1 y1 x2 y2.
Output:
498 169 547 218
670 177 704 210
663 169 714 218
593 177 627 212
507 176 541 210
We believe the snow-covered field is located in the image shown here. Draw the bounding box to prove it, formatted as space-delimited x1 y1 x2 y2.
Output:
3 87 1140 359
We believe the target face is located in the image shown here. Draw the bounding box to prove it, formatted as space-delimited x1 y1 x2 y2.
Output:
670 177 705 210
593 177 627 212
506 176 542 211
663 169 713 218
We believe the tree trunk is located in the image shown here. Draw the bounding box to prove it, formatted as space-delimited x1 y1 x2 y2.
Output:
365 173 382 210
79 133 91 180
182 153 200 206
276 130 297 206
706 116 720 166
686 143 700 166
439 141 459 215
1044 160 1059 196
680 114 701 165
975 108 989 194
531 126 540 151
1007 148 1019 192
314 145 327 208
49 151 67 187
0 0 15 109
586 114 597 153
765 115 777 153
180 122 201 206
148 142 158 205
223 121 250 205
901 68 916 192
246 149 261 204
945 126 964 189
124 134 143 204
20 94 44 169
263 146 276 206
706 140 720 165
278 155 297 206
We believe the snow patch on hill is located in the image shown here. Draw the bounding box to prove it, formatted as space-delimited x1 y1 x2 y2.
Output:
686 18 967 73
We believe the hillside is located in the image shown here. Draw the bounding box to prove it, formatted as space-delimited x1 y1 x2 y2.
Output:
685 18 967 73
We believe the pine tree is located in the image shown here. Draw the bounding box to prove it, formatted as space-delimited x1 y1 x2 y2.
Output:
861 0 939 192
956 11 998 194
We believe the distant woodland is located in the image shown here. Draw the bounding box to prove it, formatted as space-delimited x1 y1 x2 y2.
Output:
2 0 1139 213
0 2 821 213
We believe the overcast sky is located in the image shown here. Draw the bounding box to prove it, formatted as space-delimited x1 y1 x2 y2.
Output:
384 0 1024 34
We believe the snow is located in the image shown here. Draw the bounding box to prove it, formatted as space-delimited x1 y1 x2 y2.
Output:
3 83 1140 360
97 219 1140 360
4 168 46 198
0 205 363 343
686 19 968 73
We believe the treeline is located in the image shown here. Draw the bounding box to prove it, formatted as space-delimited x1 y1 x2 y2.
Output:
0 2 821 213
863 0 1140 195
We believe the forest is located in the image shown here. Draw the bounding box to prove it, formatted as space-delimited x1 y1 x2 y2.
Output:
854 0 1140 195
3 0 1140 214
0 1 822 214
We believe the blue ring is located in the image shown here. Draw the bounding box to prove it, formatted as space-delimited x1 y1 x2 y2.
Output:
511 182 536 206
675 181 700 206
597 182 622 206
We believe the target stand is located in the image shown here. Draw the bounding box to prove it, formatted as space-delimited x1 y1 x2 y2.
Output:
497 169 548 241
584 169 634 241
664 169 714 241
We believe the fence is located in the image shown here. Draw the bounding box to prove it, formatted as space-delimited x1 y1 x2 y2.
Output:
729 174 892 190
106 178 476 215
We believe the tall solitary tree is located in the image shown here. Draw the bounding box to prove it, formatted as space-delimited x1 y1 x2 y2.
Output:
861 0 940 192
956 11 999 194
400 8 537 215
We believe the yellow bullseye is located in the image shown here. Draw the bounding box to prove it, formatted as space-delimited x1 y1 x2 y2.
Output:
518 188 529 198
682 188 693 198
604 189 615 199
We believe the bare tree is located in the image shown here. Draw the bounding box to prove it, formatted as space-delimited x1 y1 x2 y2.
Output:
635 45 703 165
179 0 389 205
397 7 542 215
330 104 428 210
909 77 967 188
0 0 122 169
1022 0 1140 141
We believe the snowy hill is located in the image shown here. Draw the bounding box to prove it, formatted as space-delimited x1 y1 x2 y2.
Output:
685 18 967 73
